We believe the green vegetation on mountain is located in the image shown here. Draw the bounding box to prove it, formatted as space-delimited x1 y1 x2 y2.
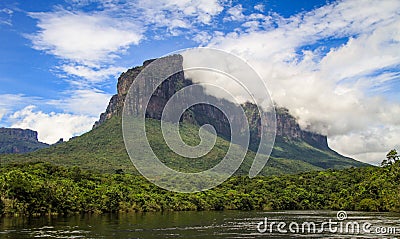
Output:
84 55 365 174
0 128 48 154
0 160 398 216
0 116 365 175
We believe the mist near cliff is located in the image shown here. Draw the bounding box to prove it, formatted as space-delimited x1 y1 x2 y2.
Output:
181 43 400 164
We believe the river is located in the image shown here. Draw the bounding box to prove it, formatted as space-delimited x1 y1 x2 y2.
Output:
1 210 399 238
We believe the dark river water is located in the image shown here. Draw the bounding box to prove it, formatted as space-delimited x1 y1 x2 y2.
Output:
1 210 399 238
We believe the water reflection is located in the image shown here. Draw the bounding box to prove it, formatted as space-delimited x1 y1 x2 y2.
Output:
0 211 399 238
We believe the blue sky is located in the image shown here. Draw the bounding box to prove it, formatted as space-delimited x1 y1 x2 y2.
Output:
0 0 399 164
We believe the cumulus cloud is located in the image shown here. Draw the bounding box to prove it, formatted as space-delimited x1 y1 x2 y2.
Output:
28 10 142 66
224 5 245 22
193 32 212 44
9 105 96 144
28 0 225 65
0 91 109 142
199 0 400 164
26 0 226 84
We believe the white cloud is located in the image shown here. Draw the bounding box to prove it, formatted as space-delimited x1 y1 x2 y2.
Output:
224 5 245 22
28 10 143 66
0 94 40 123
329 125 400 165
27 8 141 87
320 21 400 83
202 0 400 164
241 20 261 32
9 105 96 144
48 89 112 116
29 0 223 65
26 0 226 84
193 31 212 44
0 91 108 142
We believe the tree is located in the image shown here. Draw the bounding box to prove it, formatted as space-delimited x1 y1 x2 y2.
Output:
381 149 399 167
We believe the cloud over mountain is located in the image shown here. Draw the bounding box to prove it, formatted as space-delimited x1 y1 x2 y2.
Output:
1 0 399 164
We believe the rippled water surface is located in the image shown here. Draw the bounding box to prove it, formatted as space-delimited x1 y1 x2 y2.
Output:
1 211 399 238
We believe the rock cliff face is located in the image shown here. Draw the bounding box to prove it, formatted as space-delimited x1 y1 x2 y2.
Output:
274 107 329 150
94 55 329 150
0 128 49 154
94 56 191 127
0 128 38 140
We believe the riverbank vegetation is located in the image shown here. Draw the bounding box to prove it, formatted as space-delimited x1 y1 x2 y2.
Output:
0 159 399 216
